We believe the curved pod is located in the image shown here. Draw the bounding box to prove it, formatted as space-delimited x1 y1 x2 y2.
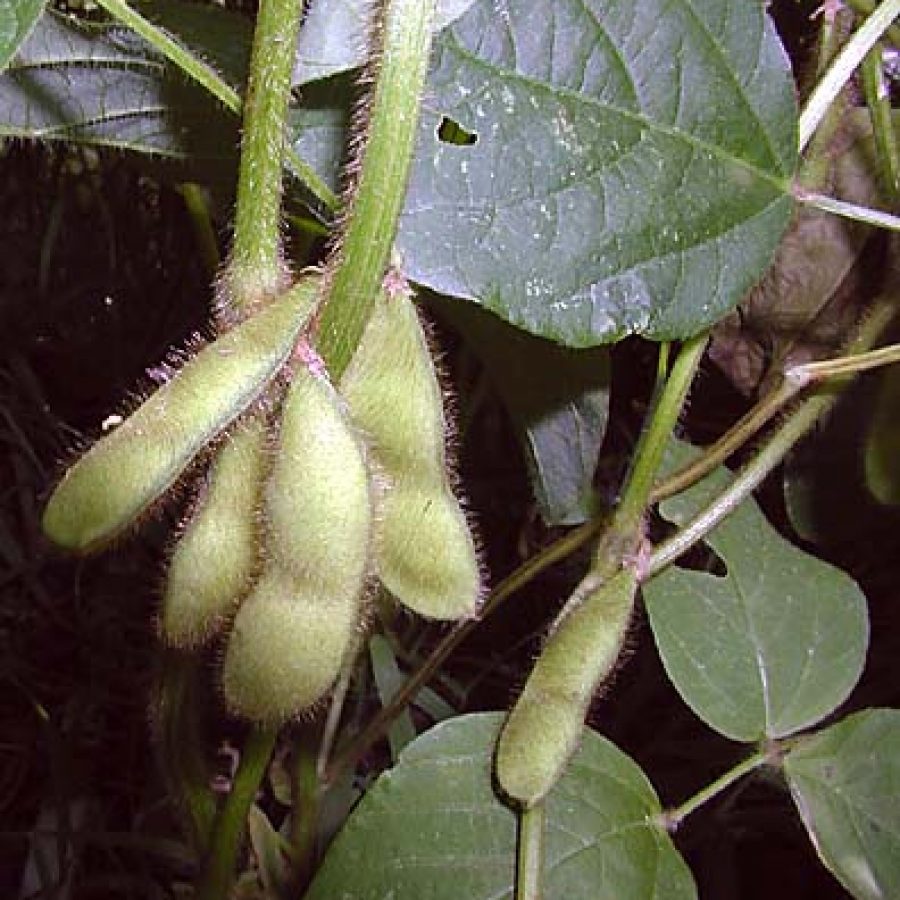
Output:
495 568 637 808
161 417 268 648
222 368 372 723
42 276 319 553
341 287 481 620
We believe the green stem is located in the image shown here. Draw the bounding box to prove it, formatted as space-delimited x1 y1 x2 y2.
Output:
661 750 769 831
861 45 900 200
516 803 545 900
227 0 305 307
592 333 708 576
152 651 218 854
289 724 321 893
94 0 337 216
313 0 437 378
178 183 221 276
94 0 240 111
646 293 898 580
321 518 605 784
795 189 900 231
196 726 278 900
651 377 799 504
798 0 900 153
846 0 900 46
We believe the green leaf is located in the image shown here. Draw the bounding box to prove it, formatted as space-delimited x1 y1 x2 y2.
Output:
0 11 238 160
784 708 900 900
0 0 45 72
305 712 696 900
643 441 869 742
434 297 609 525
864 364 900 506
293 0 478 86
396 0 798 346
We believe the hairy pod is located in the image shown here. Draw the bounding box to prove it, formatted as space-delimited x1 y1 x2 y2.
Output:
495 568 637 808
42 276 319 553
222 367 372 723
341 286 480 620
160 417 268 648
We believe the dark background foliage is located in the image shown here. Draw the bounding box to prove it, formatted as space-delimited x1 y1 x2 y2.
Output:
1 2 898 896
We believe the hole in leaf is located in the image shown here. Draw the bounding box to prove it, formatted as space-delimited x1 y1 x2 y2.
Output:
437 116 477 146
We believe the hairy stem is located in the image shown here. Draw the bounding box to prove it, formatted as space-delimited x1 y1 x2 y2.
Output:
591 333 708 577
647 290 899 579
93 0 337 215
799 0 900 153
313 0 437 378
196 727 278 900
227 0 305 306
516 803 545 900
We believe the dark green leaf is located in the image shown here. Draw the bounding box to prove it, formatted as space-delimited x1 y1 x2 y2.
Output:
435 297 609 525
643 441 868 742
0 0 46 72
396 0 797 346
293 0 478 86
0 11 238 161
305 712 695 900
785 708 900 900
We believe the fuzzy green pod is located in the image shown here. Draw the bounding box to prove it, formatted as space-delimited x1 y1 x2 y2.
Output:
160 417 268 648
341 287 480 620
495 568 637 808
221 564 363 724
42 276 319 553
222 367 372 723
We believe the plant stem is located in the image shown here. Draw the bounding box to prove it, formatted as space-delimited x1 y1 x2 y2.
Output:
313 0 437 378
795 189 900 231
661 750 769 831
516 803 545 900
227 0 305 307
196 726 278 900
861 45 900 199
846 0 900 46
93 0 337 215
798 0 900 153
321 517 605 784
646 291 898 579
289 724 321 893
592 333 708 576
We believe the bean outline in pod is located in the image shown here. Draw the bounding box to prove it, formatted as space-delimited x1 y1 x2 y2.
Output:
494 568 638 808
160 416 268 649
42 275 319 554
340 282 482 621
221 364 373 723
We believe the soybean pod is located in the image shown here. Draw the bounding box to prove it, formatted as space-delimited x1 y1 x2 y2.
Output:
341 285 481 621
160 416 268 648
43 276 319 553
221 366 372 723
495 568 637 808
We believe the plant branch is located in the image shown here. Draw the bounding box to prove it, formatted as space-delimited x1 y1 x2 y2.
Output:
313 0 437 378
646 290 899 580
591 333 708 577
798 0 900 152
227 0 305 306
846 0 900 46
516 802 545 900
861 45 900 199
93 0 337 217
795 189 900 230
661 750 769 831
196 726 278 900
288 724 321 893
